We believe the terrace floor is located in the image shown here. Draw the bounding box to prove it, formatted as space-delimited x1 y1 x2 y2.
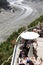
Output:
37 37 43 59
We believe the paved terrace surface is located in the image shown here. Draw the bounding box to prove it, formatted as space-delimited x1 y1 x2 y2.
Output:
37 37 43 59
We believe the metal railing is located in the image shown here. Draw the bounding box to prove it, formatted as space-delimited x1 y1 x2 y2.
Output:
11 44 18 65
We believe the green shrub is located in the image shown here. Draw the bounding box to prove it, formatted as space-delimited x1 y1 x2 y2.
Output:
7 31 19 42
4 58 11 65
18 26 26 33
28 15 43 28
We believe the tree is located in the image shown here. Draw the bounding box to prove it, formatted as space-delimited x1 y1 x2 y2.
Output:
0 0 9 9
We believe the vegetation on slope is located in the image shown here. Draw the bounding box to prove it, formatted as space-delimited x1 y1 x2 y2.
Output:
0 26 26 65
28 15 43 28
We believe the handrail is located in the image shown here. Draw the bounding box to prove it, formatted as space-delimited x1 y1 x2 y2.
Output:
26 26 37 31
11 44 18 65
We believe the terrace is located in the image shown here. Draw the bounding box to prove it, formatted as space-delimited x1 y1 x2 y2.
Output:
11 34 43 65
11 22 43 65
